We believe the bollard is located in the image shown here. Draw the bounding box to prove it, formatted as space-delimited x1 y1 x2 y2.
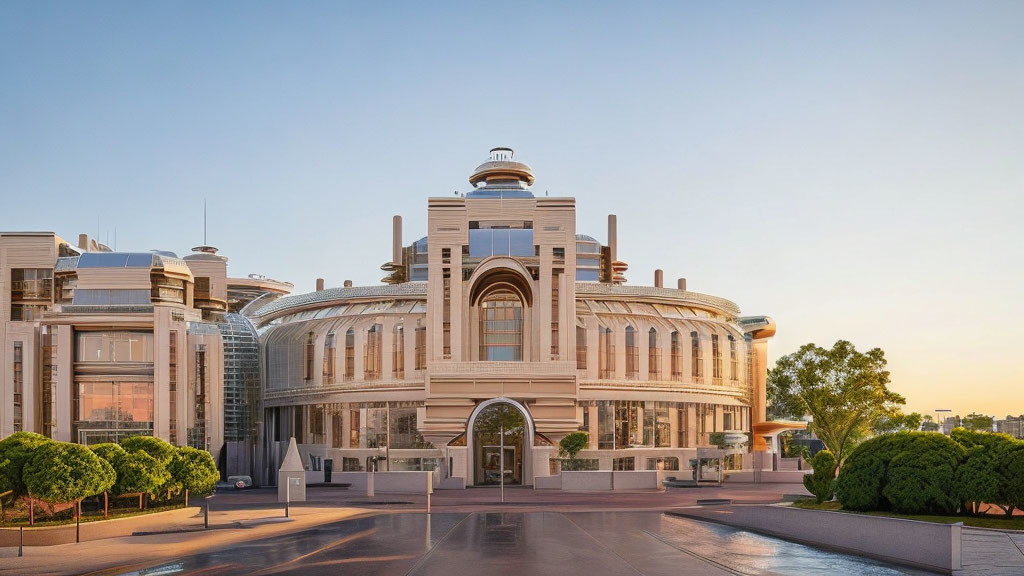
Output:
204 503 210 529
76 502 80 543
19 526 23 557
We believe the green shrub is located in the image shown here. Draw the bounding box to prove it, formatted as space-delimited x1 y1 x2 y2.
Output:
168 447 219 497
954 445 1001 514
120 436 176 465
559 432 589 460
803 450 837 504
882 433 963 514
0 432 52 501
835 432 915 511
90 443 127 463
23 442 114 504
951 427 1024 516
111 449 172 498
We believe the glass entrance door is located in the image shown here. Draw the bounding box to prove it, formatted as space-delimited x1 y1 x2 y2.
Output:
472 402 526 485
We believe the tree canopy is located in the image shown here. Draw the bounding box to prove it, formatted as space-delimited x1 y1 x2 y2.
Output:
961 413 995 432
23 442 114 504
0 432 52 501
168 447 220 496
767 340 905 464
120 435 176 465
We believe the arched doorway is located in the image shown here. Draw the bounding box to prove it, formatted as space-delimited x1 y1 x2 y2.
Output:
466 398 534 486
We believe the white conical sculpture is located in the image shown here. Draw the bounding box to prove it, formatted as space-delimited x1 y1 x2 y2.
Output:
277 437 306 503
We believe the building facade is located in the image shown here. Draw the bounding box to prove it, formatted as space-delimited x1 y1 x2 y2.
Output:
0 231 291 478
1 148 780 487
253 148 779 486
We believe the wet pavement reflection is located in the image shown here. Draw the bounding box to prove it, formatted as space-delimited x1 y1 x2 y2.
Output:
128 511 936 575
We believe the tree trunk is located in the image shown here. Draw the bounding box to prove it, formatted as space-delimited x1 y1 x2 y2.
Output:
104 491 108 519
139 493 144 510
29 499 34 526
185 489 189 508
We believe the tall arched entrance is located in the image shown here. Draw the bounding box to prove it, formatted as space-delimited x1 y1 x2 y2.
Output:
466 398 535 486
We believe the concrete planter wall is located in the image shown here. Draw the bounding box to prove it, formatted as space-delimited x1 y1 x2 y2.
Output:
724 470 811 483
0 507 199 547
327 471 434 494
554 470 660 491
673 505 962 574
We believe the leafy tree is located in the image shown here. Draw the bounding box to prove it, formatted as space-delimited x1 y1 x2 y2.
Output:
835 433 915 511
951 427 1024 516
767 340 905 464
90 442 127 463
558 432 589 471
120 436 176 465
23 442 114 505
110 450 171 498
921 415 940 432
873 412 923 434
168 447 219 498
882 433 963 514
803 450 837 504
961 413 994 432
0 432 52 503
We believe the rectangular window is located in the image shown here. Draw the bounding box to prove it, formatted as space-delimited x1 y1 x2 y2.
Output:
576 325 587 369
42 328 55 438
612 457 635 471
598 401 615 449
415 325 426 370
74 381 155 445
647 457 679 471
599 328 615 379
712 334 722 381
332 409 344 448
13 342 24 432
75 331 154 363
10 268 54 301
655 402 671 447
550 269 560 358
729 336 738 381
393 326 405 379
303 333 314 381
648 330 661 379
365 325 382 380
442 270 451 358
349 409 360 447
169 331 178 444
691 332 703 381
72 288 150 306
323 332 336 385
345 330 355 379
625 328 639 379
671 332 683 380
191 344 208 450
194 277 211 300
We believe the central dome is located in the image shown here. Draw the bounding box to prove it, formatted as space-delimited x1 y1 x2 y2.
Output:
469 147 535 187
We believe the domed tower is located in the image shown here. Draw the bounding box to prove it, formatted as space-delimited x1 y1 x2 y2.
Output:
466 148 535 198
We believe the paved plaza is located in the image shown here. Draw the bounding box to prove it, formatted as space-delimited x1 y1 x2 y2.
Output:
2 484 1023 575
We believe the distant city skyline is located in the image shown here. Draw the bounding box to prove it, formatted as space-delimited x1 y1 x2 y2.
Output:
2 2 1021 417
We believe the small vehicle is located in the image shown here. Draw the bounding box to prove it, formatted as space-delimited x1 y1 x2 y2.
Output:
216 475 253 490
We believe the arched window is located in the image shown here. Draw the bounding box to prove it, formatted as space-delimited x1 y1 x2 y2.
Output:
393 325 404 379
576 325 587 370
670 331 682 380
323 332 336 385
303 332 314 381
414 322 426 370
712 333 722 382
344 329 355 380
365 324 382 379
691 331 703 381
648 328 660 379
625 326 638 379
728 335 738 381
599 326 615 379
480 289 523 361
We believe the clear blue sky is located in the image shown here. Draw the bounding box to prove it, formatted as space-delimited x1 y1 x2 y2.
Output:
2 2 1022 417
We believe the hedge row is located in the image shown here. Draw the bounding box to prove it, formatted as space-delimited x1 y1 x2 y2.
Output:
0 432 218 509
835 429 1024 515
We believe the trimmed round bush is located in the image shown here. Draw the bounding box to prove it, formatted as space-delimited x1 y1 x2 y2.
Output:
23 442 114 504
882 433 963 514
835 433 915 511
168 446 220 497
803 450 837 504
0 431 52 500
120 436 176 465
111 449 172 498
90 442 127 463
